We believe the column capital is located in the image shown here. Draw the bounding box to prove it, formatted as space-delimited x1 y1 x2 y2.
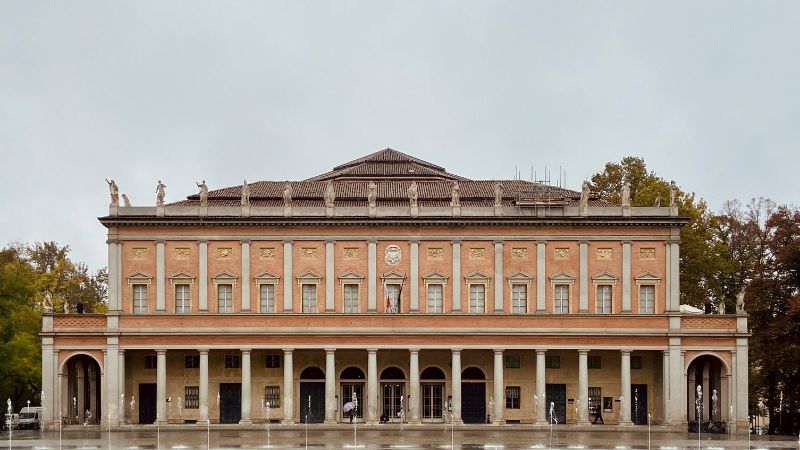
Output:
451 239 461 244
579 241 589 246
240 348 251 354
156 349 167 355
325 239 336 245
199 348 209 355
409 239 420 244
451 348 462 354
106 239 119 245
240 239 251 244
282 348 294 354
156 239 165 244
118 349 126 356
367 348 378 354
621 240 632 245
578 349 589 355
493 349 505 355
620 349 632 356
537 240 547 245
283 239 293 244
198 240 208 244
409 348 420 354
324 348 336 354
493 240 504 245
368 239 378 244
536 349 547 355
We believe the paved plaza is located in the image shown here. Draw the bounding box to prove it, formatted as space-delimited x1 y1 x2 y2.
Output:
2 426 799 450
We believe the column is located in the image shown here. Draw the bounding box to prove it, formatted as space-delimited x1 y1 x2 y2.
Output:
156 350 167 423
410 240 419 312
670 242 680 312
198 349 209 425
283 241 293 312
451 349 462 424
452 241 461 311
409 349 420 423
620 350 633 426
702 361 710 421
494 241 504 312
579 242 589 312
535 350 547 424
668 338 682 424
662 350 670 424
622 241 631 312
282 349 294 423
119 350 126 424
367 349 378 423
105 342 120 426
664 243 672 311
116 242 122 310
199 241 208 311
41 341 55 428
735 339 748 432
240 349 252 424
577 350 589 424
325 349 336 423
107 240 119 311
156 241 165 311
325 241 335 311
493 349 505 424
368 240 377 311
241 241 251 311
536 241 546 313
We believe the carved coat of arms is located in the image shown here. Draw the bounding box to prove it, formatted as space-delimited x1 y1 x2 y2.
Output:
385 245 401 265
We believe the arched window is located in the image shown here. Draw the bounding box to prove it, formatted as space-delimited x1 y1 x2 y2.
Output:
420 367 446 380
340 366 365 379
300 367 325 379
380 367 406 379
461 367 486 380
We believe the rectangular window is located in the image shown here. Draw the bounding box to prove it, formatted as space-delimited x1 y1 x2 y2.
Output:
505 386 521 409
259 284 275 313
344 284 359 313
554 284 569 314
631 355 643 370
265 354 280 368
218 284 233 313
505 355 521 368
224 354 240 369
511 284 527 314
427 284 443 313
589 387 601 418
588 355 602 369
385 284 401 313
469 284 485 313
302 284 317 313
265 385 280 408
185 386 199 409
545 355 560 369
639 285 655 314
133 284 148 314
185 355 199 368
144 355 157 369
175 284 190 313
596 285 612 314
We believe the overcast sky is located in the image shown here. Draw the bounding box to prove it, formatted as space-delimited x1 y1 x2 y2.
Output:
1 1 798 271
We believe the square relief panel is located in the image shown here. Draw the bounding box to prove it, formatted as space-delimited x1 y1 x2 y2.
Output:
259 247 276 259
640 248 656 260
511 248 528 259
217 248 233 258
301 248 317 258
596 248 613 260
554 248 570 260
469 248 486 259
427 248 444 260
132 248 148 258
343 248 359 259
174 248 191 259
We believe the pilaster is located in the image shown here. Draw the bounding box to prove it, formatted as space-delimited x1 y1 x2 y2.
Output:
325 241 335 311
410 240 419 312
156 241 165 312
241 241 250 312
283 241 293 312
622 241 631 312
536 241 546 313
368 240 377 312
494 241 504 312
579 242 589 313
199 241 208 311
452 241 461 311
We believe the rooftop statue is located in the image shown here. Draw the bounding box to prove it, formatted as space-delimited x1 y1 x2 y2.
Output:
580 180 590 209
494 182 503 208
324 181 336 207
669 180 678 207
156 180 166 206
450 181 460 207
736 289 746 314
408 181 418 207
105 179 119 206
653 196 661 207
621 183 630 207
122 194 131 207
196 180 208 207
367 181 377 207
283 182 293 207
241 179 250 206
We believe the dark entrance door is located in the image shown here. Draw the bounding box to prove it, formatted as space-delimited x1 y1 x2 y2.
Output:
545 384 566 424
138 384 156 424
299 382 325 423
219 383 241 424
461 383 486 423
631 384 648 425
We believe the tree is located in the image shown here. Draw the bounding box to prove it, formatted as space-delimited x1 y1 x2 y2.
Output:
28 241 107 313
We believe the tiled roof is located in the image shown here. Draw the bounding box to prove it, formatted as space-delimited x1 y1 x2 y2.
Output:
304 148 469 182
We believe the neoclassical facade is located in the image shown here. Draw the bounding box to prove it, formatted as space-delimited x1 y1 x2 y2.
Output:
41 149 749 432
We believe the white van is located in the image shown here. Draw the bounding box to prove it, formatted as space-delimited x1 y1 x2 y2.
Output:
18 407 42 430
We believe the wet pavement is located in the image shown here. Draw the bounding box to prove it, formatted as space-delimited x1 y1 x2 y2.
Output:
1 426 799 450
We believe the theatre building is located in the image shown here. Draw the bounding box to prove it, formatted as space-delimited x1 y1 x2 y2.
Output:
40 148 749 432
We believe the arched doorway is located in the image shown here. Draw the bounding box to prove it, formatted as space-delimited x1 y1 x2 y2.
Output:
380 366 406 422
63 354 101 425
421 366 445 421
687 354 729 426
299 366 325 423
340 366 364 422
461 367 486 424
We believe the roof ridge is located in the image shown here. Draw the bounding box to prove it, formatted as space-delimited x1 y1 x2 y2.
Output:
332 148 446 171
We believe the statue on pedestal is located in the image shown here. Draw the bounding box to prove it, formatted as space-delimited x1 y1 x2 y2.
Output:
105 179 119 206
494 182 503 208
367 181 377 207
669 180 678 207
282 183 293 207
241 180 250 206
324 181 336 207
196 180 208 207
621 183 630 207
580 181 590 209
156 180 166 206
736 289 746 314
450 181 460 207
408 181 418 208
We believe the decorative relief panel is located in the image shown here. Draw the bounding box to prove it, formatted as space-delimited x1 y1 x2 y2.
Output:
596 248 612 260
132 248 148 258
217 248 233 258
469 248 486 259
385 245 401 265
511 248 528 259
301 248 317 258
554 248 570 260
640 248 656 260
427 248 444 260
259 247 275 259
343 248 359 259
174 248 190 258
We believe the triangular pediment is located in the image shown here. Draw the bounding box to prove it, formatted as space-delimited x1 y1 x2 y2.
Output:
464 271 491 282
338 271 365 281
253 271 280 281
422 271 449 281
380 271 407 281
634 272 662 285
507 271 533 284
591 271 619 281
169 271 196 285
126 272 153 286
296 271 322 280
211 271 238 280
549 272 576 283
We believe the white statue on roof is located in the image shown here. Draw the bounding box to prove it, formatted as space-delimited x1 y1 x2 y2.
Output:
620 183 630 207
580 181 590 209
105 179 119 206
736 289 746 314
669 180 678 207
196 180 208 207
408 181 418 207
283 182 293 207
156 180 166 206
367 181 377 207
241 180 250 206
122 194 131 207
450 181 460 207
324 181 336 207
494 182 503 208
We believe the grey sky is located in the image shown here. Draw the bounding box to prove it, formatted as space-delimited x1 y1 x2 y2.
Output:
1 1 798 271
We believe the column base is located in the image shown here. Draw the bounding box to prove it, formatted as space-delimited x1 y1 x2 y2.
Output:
239 419 253 425
618 420 634 427
409 418 421 425
196 420 210 426
576 419 591 426
451 418 464 426
534 420 550 426
324 418 337 424
492 419 506 425
281 419 295 425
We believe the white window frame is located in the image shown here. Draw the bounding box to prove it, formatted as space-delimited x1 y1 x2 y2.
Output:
174 284 191 314
427 284 444 313
465 271 490 314
254 271 280 314
338 271 365 313
592 272 618 315
169 271 195 314
343 284 360 313
422 271 449 314
634 272 662 314
132 284 149 314
211 271 238 314
380 271 407 314
126 272 152 314
302 284 317 313
217 283 233 313
549 272 575 314
296 271 322 314
507 272 532 314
